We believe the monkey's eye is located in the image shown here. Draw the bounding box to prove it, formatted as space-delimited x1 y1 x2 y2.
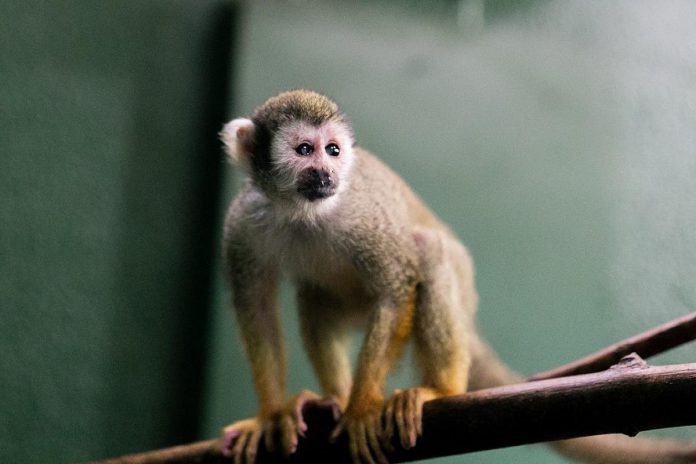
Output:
295 143 313 156
325 143 340 157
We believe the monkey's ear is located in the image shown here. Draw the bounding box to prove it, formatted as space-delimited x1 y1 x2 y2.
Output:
221 118 255 171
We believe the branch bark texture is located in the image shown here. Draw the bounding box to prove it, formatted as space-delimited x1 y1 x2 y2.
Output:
94 356 696 464
92 311 696 464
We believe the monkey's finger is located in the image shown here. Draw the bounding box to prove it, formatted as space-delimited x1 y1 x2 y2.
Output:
414 392 426 438
347 424 359 464
280 414 299 456
347 423 363 464
404 390 418 448
394 393 411 450
232 431 249 464
262 419 276 453
294 417 308 438
353 423 374 464
291 392 316 437
367 417 389 464
221 428 240 457
330 419 346 443
382 398 396 452
324 395 344 420
245 428 263 464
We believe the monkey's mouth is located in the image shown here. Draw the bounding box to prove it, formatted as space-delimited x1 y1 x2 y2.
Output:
297 168 337 201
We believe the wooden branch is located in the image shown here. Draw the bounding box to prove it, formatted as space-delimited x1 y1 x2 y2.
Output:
93 356 696 464
530 311 696 381
91 312 696 464
399 356 696 462
93 440 221 464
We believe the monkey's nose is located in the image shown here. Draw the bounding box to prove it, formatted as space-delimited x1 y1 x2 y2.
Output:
311 169 331 187
297 168 336 201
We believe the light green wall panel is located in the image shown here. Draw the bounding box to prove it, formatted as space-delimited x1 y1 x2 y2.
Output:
202 1 696 462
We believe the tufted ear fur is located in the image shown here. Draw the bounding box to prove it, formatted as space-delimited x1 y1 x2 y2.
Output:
220 118 255 172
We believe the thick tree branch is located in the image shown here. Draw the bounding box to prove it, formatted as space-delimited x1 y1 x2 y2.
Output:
94 357 696 463
92 312 696 464
398 356 696 462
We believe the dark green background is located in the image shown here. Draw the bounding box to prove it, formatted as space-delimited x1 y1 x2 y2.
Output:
1 1 234 461
2 1 695 463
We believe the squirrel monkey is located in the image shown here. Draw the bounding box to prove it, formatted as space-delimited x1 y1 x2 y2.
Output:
220 90 696 464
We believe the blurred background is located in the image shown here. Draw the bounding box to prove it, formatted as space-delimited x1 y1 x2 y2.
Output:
2 1 695 463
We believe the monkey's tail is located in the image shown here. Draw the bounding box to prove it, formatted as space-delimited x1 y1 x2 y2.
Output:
469 334 696 464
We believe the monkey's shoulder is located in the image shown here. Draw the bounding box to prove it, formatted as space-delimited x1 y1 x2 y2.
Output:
349 148 411 197
346 148 445 231
223 181 266 239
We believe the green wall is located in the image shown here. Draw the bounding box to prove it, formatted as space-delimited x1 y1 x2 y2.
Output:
1 1 235 462
2 1 695 463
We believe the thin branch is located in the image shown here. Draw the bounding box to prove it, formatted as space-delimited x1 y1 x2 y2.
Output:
93 440 221 464
530 311 696 381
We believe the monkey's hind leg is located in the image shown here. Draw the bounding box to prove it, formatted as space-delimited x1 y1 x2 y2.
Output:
383 232 472 451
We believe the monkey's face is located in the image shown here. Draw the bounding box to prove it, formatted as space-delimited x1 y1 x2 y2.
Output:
271 120 354 204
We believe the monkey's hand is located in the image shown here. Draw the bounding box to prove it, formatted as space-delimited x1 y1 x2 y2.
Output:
330 397 389 464
221 390 324 463
382 387 438 451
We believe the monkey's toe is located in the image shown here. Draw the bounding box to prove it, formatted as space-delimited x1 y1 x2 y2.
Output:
383 387 438 451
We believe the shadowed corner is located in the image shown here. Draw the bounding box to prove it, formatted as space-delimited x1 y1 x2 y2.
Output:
105 0 239 451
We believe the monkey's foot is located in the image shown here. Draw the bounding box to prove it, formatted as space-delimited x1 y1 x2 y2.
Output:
383 387 438 451
331 398 388 464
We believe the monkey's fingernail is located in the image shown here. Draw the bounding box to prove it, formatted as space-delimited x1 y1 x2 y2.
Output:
223 430 240 449
296 427 307 439
330 403 341 421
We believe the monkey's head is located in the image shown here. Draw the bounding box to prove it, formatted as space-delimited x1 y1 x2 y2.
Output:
221 90 355 209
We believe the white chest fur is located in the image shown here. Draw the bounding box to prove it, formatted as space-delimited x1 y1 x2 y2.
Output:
254 218 369 307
